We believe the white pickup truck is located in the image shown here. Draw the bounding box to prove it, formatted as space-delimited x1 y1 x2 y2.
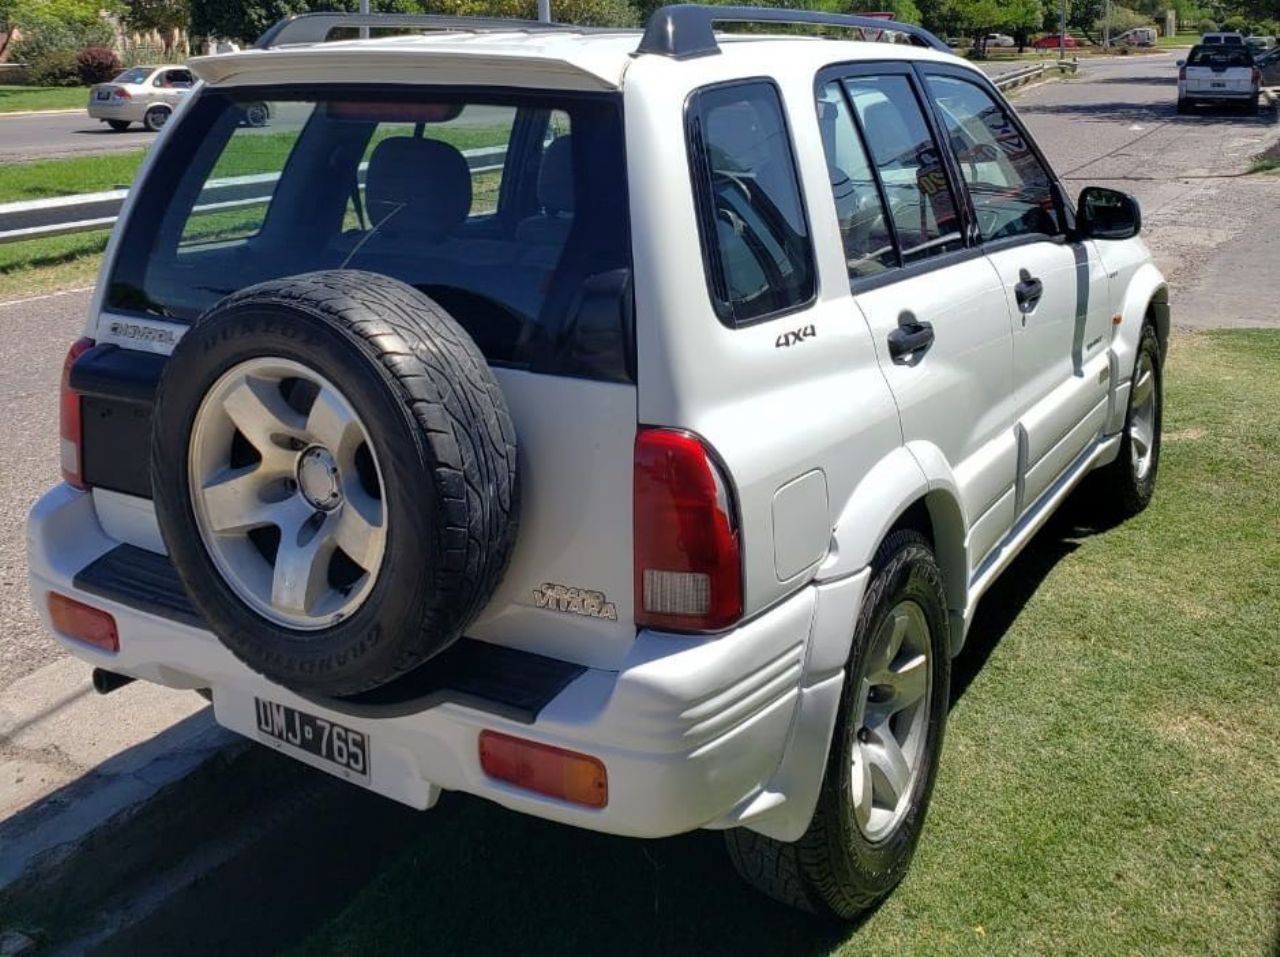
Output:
1178 43 1262 113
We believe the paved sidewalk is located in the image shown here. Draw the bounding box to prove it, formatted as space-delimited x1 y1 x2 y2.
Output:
0 657 232 890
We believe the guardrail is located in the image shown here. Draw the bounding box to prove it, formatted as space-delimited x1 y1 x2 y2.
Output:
0 143 508 246
993 58 1079 91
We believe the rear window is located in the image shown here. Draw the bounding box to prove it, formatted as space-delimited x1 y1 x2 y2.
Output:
1189 46 1252 65
114 67 154 84
108 87 634 383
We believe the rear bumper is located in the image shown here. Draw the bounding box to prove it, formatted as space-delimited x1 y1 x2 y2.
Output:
1179 84 1258 100
28 484 855 839
87 102 144 121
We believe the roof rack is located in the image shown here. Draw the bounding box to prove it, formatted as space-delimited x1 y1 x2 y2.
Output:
636 4 951 58
255 13 582 50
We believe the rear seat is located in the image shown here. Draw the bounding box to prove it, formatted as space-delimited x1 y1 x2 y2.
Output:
515 135 574 270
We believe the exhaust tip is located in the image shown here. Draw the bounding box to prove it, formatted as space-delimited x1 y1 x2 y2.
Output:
92 668 135 695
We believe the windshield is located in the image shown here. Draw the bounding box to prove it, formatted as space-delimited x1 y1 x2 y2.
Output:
113 67 155 84
107 86 634 382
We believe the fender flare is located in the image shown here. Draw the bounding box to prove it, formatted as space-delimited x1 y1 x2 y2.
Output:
1108 264 1168 433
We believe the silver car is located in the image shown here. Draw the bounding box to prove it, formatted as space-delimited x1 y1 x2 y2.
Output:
88 65 196 132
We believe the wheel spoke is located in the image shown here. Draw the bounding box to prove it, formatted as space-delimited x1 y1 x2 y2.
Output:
1130 417 1151 458
870 605 910 675
331 493 385 572
1132 367 1154 407
271 520 332 618
865 731 911 806
887 652 928 710
200 465 288 533
222 375 305 454
307 388 362 460
851 745 874 832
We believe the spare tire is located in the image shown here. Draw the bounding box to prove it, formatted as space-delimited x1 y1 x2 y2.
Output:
150 270 519 697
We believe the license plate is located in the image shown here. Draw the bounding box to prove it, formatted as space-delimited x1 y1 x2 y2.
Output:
1211 81 1226 88
96 90 110 100
254 698 369 779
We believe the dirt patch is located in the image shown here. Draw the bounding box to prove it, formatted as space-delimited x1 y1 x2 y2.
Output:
1163 427 1206 442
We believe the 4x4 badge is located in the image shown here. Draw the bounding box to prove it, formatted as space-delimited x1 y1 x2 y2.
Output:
532 583 618 621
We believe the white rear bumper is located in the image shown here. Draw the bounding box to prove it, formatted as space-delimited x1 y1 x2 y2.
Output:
28 484 857 840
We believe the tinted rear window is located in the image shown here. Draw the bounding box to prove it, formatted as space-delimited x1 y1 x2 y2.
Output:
108 87 634 383
1189 46 1253 65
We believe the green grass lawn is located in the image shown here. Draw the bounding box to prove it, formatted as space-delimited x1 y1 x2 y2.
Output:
0 85 89 114
293 330 1279 956
1157 33 1199 48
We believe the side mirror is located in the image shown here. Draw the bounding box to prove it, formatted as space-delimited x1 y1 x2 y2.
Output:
1176 58 1186 66
1077 186 1142 240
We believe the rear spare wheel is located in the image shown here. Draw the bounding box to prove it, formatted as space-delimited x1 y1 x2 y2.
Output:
150 270 519 696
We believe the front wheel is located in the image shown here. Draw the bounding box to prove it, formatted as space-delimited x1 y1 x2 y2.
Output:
1089 324 1163 520
726 530 950 918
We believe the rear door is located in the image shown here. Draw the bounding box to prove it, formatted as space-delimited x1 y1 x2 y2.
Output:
920 66 1111 514
818 66 1018 573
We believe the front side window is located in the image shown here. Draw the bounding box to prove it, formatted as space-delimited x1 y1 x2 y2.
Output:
842 74 963 262
925 74 1062 241
107 88 633 382
688 81 815 325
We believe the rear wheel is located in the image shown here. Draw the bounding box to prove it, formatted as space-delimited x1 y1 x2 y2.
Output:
1176 97 1190 114
143 106 170 132
106 119 131 132
244 102 269 127
726 530 950 918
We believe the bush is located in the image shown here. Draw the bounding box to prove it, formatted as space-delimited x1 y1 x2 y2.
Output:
11 13 115 67
76 47 122 85
27 50 83 87
1195 17 1217 33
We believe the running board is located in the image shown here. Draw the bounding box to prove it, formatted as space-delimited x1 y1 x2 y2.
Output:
73 544 585 724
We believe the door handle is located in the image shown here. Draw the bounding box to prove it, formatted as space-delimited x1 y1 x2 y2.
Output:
887 316 935 366
1015 275 1044 313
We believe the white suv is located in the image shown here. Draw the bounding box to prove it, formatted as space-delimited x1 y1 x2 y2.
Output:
28 7 1169 918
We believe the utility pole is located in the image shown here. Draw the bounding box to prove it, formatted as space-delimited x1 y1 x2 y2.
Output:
1103 0 1111 49
1058 0 1066 59
537 0 552 22
360 0 370 39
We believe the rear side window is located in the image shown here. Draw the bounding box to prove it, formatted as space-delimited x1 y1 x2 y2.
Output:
688 81 815 325
841 74 963 262
106 88 634 383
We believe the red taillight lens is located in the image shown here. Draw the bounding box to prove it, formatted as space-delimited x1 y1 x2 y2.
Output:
48 593 119 653
1178 66 1187 81
1252 67 1262 84
634 428 742 632
113 88 131 101
479 731 607 808
60 337 94 489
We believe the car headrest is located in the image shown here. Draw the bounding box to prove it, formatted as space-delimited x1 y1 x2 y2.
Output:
537 136 574 215
365 137 471 239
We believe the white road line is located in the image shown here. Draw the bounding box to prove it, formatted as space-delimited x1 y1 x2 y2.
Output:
0 286 94 310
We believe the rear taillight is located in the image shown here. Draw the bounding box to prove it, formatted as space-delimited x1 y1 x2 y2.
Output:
48 593 119 653
479 731 607 808
634 428 742 632
60 337 94 489
113 88 131 101
1252 67 1262 84
1178 66 1187 81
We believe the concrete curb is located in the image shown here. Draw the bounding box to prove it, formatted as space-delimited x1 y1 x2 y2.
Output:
0 657 237 894
0 109 82 119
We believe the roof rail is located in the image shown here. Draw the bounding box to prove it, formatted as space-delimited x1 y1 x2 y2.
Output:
636 4 950 58
255 13 581 50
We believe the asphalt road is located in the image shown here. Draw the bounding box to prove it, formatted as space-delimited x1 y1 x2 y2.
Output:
0 53 1276 728
0 111 160 162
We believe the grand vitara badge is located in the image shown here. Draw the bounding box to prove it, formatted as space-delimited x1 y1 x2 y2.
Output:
532 583 618 621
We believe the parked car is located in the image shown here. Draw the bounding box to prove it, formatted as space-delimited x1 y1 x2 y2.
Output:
87 65 195 132
1200 31 1246 45
1032 33 1081 49
1111 26 1158 47
32 6 1169 919
1178 44 1262 112
982 32 1016 47
1254 44 1280 84
1245 35 1275 55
